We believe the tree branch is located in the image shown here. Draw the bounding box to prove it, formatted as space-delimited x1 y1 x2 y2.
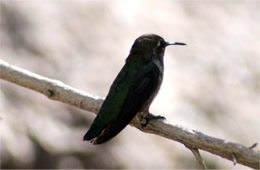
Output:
1 60 259 169
185 145 207 169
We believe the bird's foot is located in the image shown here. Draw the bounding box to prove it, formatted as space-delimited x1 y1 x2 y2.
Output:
140 113 166 128
149 114 166 120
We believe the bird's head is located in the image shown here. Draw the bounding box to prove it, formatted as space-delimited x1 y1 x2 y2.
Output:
128 34 186 62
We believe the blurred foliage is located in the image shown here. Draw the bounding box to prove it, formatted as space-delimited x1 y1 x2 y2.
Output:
0 0 259 169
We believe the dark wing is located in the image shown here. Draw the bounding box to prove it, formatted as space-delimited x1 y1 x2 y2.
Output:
83 64 132 141
92 66 160 144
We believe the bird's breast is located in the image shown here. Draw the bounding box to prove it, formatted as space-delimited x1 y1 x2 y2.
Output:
140 60 163 113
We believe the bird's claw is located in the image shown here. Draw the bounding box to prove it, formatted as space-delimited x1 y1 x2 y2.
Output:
140 113 166 128
150 114 166 120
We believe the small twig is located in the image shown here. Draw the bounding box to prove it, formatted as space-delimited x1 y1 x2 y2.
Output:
232 153 237 166
248 143 258 150
186 145 207 169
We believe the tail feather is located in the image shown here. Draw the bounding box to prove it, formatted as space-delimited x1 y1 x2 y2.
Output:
83 123 102 141
92 123 127 145
92 111 137 144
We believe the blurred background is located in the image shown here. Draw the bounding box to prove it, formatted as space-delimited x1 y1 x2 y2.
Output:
0 0 259 169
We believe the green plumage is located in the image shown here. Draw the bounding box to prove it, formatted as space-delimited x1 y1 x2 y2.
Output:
83 34 186 144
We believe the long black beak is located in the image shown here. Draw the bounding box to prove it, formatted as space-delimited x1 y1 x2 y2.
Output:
166 41 186 46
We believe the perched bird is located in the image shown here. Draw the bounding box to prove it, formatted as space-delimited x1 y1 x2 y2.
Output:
83 34 186 144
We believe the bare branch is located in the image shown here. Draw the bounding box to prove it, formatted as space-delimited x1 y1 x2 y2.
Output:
1 60 259 169
232 153 237 166
185 145 207 169
249 143 258 150
0 60 103 113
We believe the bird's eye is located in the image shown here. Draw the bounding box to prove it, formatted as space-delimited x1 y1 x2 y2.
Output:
156 41 161 47
156 40 166 48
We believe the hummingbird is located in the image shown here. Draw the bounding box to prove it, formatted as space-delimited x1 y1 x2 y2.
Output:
83 34 186 144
